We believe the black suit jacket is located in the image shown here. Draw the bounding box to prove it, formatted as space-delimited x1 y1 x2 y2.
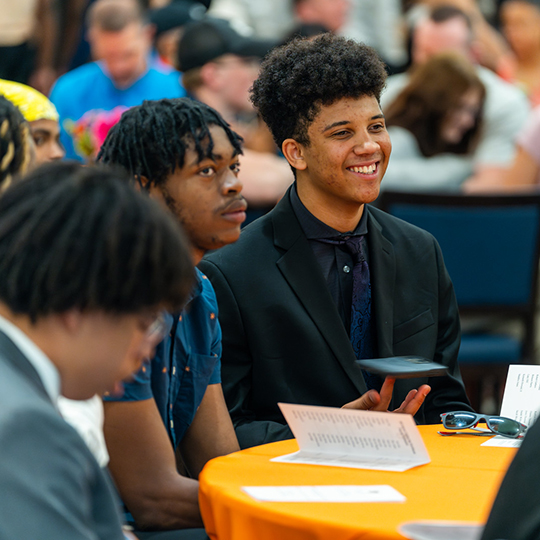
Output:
481 418 540 540
0 330 125 540
200 187 472 448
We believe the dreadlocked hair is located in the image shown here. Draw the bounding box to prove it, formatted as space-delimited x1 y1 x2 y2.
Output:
97 97 243 188
0 96 32 192
0 161 194 322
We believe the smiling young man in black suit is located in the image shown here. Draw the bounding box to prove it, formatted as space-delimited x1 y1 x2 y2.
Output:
199 33 473 449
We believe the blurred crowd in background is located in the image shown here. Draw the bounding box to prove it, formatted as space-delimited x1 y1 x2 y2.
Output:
3 0 540 216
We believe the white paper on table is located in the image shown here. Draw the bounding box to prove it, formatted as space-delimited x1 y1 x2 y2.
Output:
399 521 483 540
242 484 406 503
481 436 522 448
272 403 430 471
481 364 540 448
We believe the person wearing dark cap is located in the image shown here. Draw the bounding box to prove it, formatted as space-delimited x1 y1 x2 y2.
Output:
177 17 294 215
178 18 274 132
150 1 207 70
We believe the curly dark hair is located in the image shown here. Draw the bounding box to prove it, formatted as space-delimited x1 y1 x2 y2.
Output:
97 98 243 188
250 33 388 148
0 161 194 321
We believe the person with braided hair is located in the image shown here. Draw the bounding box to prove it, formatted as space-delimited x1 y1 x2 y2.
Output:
97 97 244 539
0 95 34 191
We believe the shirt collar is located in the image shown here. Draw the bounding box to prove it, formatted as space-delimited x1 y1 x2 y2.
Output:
167 268 205 325
0 314 61 403
290 182 368 240
190 267 205 300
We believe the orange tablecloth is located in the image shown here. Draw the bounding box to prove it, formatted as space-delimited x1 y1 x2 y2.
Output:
199 425 517 540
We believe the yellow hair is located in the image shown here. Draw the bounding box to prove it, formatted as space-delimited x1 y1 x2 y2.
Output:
0 79 59 123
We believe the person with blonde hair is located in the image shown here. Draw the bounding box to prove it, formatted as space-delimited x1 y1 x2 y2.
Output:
0 78 64 164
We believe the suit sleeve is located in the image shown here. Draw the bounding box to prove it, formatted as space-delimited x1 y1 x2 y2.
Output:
198 260 293 448
0 407 124 540
421 237 473 423
481 417 540 540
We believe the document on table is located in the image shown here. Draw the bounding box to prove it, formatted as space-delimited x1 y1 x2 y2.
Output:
482 364 540 448
242 484 406 503
272 403 430 471
399 521 483 540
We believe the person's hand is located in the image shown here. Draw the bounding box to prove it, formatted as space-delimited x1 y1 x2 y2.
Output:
341 377 431 416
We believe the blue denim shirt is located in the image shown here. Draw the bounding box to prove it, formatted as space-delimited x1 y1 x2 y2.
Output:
104 268 221 448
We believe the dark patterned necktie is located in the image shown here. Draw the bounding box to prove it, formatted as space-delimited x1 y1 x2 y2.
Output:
319 235 381 390
342 236 380 391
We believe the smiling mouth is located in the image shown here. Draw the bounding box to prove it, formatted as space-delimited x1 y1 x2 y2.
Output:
347 163 378 175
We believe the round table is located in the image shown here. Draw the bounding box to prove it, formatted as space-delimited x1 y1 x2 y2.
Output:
199 425 517 540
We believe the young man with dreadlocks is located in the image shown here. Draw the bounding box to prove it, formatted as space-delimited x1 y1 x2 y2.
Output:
98 97 246 538
199 33 473 450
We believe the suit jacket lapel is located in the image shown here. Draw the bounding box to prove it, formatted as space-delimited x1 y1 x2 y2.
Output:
0 329 50 400
272 191 368 394
367 207 396 358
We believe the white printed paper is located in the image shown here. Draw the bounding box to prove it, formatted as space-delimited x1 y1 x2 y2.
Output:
481 436 522 448
242 484 406 503
482 364 540 448
272 403 430 471
399 521 483 540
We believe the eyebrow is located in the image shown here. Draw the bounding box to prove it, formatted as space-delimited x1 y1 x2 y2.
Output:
189 149 241 167
321 114 386 133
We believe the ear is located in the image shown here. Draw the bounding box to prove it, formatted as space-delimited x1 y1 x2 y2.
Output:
59 309 83 334
144 23 156 43
140 176 167 207
137 174 150 191
86 26 95 42
200 62 221 90
281 138 307 171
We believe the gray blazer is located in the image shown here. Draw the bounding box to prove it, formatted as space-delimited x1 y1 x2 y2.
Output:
0 331 125 540
200 187 472 449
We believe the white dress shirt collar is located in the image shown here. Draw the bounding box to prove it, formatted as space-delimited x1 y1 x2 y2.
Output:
0 314 61 403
